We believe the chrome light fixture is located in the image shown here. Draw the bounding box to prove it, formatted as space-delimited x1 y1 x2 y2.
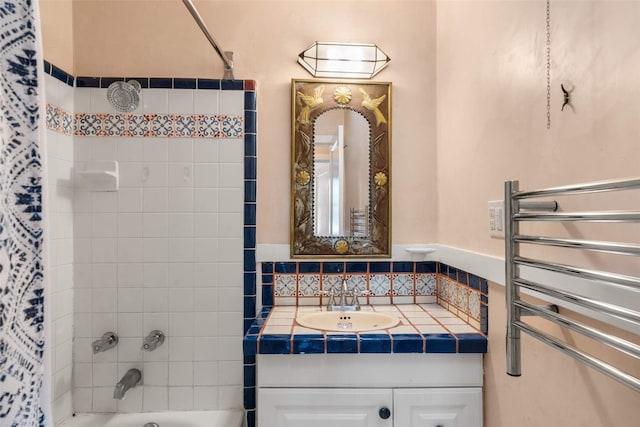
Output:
297 41 390 79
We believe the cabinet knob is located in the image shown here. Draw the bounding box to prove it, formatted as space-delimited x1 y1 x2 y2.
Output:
378 407 391 419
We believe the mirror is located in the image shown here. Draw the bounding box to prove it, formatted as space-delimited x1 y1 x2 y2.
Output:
291 79 391 257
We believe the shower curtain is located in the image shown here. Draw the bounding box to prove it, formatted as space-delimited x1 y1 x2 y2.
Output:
0 0 47 426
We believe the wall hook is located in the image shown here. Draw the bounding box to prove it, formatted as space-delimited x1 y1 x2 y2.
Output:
561 83 574 112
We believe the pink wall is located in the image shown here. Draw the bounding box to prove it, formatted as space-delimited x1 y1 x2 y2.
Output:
437 1 640 425
39 1 640 425
42 0 438 246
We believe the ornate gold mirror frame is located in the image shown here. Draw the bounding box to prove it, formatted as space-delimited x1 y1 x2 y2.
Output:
291 79 391 258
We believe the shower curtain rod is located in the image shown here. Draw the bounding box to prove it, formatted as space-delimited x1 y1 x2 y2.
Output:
182 0 235 79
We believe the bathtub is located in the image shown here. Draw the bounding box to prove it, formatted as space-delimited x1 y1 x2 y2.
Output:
58 410 244 427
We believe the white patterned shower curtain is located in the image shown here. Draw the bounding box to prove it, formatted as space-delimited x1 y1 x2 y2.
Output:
0 0 48 426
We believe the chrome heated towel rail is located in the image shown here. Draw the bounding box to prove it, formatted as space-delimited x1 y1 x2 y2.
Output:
505 177 640 392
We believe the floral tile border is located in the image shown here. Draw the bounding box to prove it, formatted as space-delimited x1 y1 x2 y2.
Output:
261 261 488 335
45 104 244 139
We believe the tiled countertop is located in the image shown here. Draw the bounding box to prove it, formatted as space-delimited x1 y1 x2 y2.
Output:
243 304 487 355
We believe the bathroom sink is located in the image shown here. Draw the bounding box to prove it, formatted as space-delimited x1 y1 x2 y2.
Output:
296 311 399 332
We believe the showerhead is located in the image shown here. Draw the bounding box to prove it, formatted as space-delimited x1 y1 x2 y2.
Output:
107 80 141 113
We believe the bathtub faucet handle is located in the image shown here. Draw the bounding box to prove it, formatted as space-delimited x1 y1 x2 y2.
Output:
92 332 118 354
142 330 165 351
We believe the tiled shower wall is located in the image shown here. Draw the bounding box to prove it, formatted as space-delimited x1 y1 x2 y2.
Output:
43 64 253 421
45 73 76 424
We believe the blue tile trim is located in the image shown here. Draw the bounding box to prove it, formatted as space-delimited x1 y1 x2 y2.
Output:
244 227 256 249
392 334 424 353
245 134 257 156
245 111 257 134
323 262 344 274
369 262 391 273
262 262 273 274
198 79 221 90
359 334 391 353
244 204 256 225
244 91 257 111
245 181 256 203
293 334 325 354
43 61 74 86
259 334 291 354
275 262 296 274
416 261 437 273
243 387 256 410
392 261 414 273
244 157 257 180
262 286 274 306
457 333 488 353
326 335 358 353
244 273 256 295
174 78 196 89
43 61 51 75
243 334 258 356
346 262 367 273
424 334 457 353
298 262 320 273
150 77 172 88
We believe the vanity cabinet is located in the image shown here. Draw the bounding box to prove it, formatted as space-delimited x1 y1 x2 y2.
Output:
257 354 483 427
259 387 481 427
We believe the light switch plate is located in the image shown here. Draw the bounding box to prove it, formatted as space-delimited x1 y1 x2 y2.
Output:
488 200 505 238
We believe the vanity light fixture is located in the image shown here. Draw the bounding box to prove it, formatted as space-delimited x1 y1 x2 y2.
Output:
297 41 390 79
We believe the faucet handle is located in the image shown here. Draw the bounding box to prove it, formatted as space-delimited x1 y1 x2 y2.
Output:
142 330 165 351
351 289 372 309
92 332 118 354
318 289 336 306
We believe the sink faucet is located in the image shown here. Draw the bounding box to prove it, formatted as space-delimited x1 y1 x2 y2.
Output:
113 368 142 400
320 279 370 311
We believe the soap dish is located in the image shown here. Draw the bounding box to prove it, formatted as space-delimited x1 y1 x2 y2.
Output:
404 246 436 261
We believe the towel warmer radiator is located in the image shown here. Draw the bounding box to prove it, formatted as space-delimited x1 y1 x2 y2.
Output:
505 177 640 392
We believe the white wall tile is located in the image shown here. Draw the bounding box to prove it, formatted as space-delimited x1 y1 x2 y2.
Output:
194 189 218 212
218 163 243 188
117 313 143 337
217 385 242 410
168 337 194 361
74 339 93 364
143 238 169 263
194 90 219 114
117 263 144 287
144 139 169 162
73 87 91 112
116 139 144 162
168 238 194 263
118 288 144 313
168 263 194 288
194 164 218 188
217 337 242 361
92 288 117 313
193 288 217 312
217 213 241 238
218 91 244 115
89 88 111 113
74 386 93 413
168 213 194 237
193 337 217 362
168 188 194 212
169 361 194 386
74 213 92 238
142 89 168 114
168 90 194 114
218 238 242 263
194 386 218 410
168 288 194 312
143 213 169 237
168 163 193 188
119 163 144 188
143 263 168 288
168 139 193 162
193 362 218 386
74 288 92 313
193 142 218 163
92 362 117 387
117 338 143 362
143 386 168 412
117 189 143 212
73 363 93 387
218 311 242 336
143 288 169 313
194 312 218 337
53 366 72 399
116 386 143 413
91 192 117 213
55 342 73 372
194 263 219 287
143 362 168 386
117 238 144 263
92 313 117 341
143 188 169 212
92 264 117 288
169 312 194 337
168 386 193 410
143 313 169 335
74 314 93 338
91 140 117 161
218 189 242 213
218 361 242 386
194 238 218 263
143 164 168 187
194 213 218 237
93 386 117 411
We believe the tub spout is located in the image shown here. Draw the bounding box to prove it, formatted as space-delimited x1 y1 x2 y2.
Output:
113 368 142 400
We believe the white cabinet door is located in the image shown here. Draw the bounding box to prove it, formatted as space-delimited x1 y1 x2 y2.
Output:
258 388 393 427
394 388 482 427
